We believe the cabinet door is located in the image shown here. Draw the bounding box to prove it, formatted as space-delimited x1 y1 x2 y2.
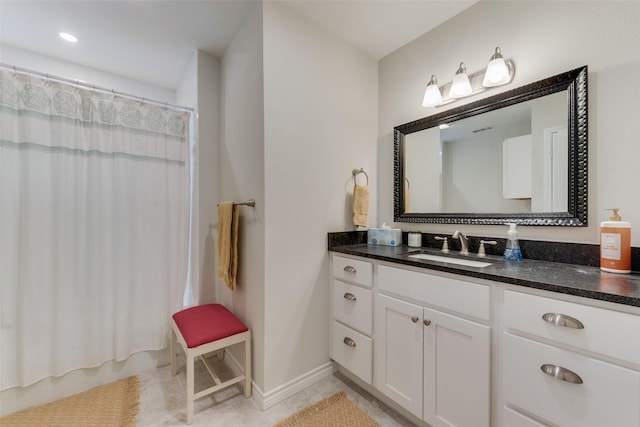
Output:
374 294 423 418
423 307 490 427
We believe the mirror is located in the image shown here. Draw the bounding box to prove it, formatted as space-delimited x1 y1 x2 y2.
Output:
394 66 587 226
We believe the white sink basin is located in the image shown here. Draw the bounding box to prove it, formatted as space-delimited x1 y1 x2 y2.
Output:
408 253 492 268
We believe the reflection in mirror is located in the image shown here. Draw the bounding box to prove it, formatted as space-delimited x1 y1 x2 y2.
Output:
405 92 567 214
394 66 587 226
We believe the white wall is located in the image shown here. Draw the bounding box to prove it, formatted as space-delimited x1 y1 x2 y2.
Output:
195 51 221 305
262 1 378 396
218 1 378 402
379 1 640 245
1 45 176 104
442 118 530 213
220 2 267 390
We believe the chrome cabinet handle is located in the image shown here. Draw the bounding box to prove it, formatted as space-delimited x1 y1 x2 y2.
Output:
343 292 357 301
343 337 356 347
540 364 583 384
424 319 431 326
411 316 419 323
343 266 357 273
542 313 585 329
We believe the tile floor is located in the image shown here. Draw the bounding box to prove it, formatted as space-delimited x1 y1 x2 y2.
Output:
137 354 415 426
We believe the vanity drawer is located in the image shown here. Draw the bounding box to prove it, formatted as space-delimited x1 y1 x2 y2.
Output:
332 255 373 288
378 265 490 321
502 333 640 427
504 290 640 364
331 321 372 384
333 280 372 335
502 406 548 427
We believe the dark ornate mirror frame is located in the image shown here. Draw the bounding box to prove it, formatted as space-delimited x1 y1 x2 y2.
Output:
393 66 588 226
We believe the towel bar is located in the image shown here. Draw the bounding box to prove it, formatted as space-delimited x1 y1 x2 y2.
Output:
217 199 255 207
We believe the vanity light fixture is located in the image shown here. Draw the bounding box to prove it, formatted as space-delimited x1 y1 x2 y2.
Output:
422 46 515 108
449 63 472 98
422 75 443 107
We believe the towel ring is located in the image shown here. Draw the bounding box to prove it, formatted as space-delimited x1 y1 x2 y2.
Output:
352 168 368 185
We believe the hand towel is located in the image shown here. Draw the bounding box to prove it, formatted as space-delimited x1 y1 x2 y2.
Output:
352 184 370 227
404 187 410 212
217 201 239 291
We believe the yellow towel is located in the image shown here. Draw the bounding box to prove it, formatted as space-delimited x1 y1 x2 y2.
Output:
217 201 239 291
352 184 370 227
404 188 410 212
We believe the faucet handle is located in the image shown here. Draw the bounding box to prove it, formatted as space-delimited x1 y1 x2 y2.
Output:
434 236 449 253
478 240 497 257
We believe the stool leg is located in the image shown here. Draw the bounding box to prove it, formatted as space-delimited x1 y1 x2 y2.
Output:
171 328 177 377
186 350 195 425
244 333 252 398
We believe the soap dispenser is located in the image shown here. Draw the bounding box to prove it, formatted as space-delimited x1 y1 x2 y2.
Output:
504 223 522 261
600 208 631 273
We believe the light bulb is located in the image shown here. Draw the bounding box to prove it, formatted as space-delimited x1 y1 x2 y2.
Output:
422 75 443 107
449 63 472 98
483 47 510 87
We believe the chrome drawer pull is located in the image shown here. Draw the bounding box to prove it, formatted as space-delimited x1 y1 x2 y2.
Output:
424 319 432 326
343 292 357 301
542 313 585 329
343 266 357 273
540 364 583 384
343 337 357 347
411 316 419 323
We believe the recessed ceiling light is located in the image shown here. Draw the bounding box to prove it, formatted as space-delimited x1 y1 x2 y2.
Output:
59 32 78 43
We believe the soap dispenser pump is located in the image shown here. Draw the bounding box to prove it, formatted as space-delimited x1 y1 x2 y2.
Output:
504 223 522 261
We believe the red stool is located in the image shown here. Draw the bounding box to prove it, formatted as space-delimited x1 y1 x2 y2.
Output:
171 304 251 424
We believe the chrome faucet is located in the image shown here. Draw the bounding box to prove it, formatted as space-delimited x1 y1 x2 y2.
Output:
452 231 469 255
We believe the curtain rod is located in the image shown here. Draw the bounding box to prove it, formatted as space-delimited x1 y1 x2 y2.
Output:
0 63 194 113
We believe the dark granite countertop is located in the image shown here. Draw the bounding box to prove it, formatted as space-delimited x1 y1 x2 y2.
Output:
329 243 640 308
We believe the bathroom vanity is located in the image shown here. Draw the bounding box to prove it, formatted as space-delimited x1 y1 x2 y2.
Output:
328 242 640 427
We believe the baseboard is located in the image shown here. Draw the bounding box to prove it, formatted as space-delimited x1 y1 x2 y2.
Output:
223 352 337 411
250 362 336 410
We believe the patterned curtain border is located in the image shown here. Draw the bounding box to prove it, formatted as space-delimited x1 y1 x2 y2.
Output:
0 69 189 143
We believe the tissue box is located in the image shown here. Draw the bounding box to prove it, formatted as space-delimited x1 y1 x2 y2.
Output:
367 228 402 246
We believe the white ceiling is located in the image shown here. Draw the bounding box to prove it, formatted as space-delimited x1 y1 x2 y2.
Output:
0 0 475 90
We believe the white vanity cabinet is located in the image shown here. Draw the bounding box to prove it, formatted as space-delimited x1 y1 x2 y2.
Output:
330 255 374 384
375 265 491 427
501 290 640 427
329 250 640 427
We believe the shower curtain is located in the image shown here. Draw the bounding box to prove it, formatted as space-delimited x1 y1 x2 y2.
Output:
0 68 191 390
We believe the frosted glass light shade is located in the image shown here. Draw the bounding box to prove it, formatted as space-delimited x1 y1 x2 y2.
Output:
483 47 510 87
449 63 472 98
422 75 443 107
